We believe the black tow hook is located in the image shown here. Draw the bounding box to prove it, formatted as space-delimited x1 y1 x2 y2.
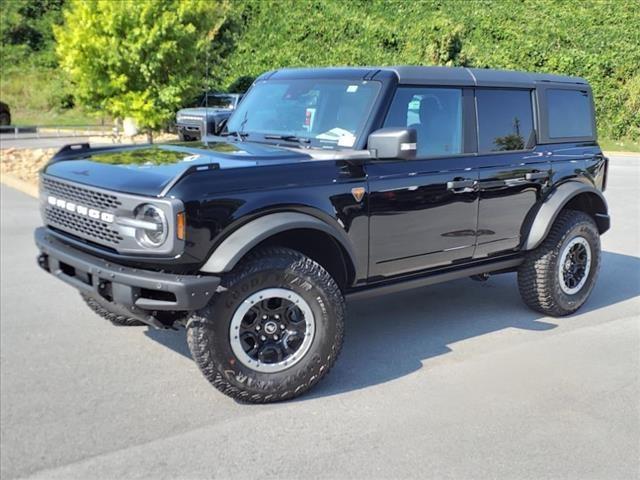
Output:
37 254 50 272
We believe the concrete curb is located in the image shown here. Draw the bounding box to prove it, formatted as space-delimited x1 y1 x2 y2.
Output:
0 173 38 198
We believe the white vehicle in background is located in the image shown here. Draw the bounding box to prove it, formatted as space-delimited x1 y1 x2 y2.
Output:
176 93 242 141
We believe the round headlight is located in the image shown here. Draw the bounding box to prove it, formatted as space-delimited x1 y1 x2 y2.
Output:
134 204 168 248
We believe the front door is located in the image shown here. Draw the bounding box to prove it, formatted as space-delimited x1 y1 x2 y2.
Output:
366 86 479 280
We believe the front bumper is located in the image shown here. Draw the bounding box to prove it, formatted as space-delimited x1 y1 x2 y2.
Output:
177 123 203 138
35 227 220 324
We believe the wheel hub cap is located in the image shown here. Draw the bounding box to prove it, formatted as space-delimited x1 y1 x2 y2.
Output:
229 288 315 373
558 236 592 295
264 321 278 335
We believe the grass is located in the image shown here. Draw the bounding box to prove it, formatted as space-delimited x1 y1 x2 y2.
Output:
1 67 109 127
599 138 640 154
9 108 109 127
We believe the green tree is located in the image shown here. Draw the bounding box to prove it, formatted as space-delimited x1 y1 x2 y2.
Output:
55 0 227 141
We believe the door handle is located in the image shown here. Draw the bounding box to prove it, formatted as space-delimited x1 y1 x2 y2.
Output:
525 172 549 181
447 179 476 193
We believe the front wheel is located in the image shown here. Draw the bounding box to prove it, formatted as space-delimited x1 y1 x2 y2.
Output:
186 247 345 403
81 293 146 326
518 209 601 316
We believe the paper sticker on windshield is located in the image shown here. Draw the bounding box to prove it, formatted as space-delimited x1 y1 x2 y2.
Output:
346 85 359 93
338 134 355 147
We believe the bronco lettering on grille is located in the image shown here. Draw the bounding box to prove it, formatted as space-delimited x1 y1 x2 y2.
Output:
47 195 114 223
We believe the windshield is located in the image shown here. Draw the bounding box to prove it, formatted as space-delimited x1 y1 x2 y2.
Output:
226 79 381 149
202 94 236 109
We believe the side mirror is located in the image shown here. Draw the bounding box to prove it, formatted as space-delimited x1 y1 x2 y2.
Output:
214 117 228 135
368 127 417 160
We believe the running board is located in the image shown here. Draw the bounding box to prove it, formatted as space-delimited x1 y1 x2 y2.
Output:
346 257 523 301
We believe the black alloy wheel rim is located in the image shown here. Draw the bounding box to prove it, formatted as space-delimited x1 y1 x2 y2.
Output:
558 236 592 295
229 288 315 372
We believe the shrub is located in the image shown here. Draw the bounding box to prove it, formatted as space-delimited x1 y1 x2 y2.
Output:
214 0 640 141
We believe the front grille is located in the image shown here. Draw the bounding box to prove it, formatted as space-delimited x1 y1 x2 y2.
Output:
41 176 124 247
45 207 123 245
40 175 181 256
42 177 121 210
179 119 202 126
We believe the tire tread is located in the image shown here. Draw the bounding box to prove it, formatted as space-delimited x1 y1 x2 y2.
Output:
187 247 345 403
81 293 146 326
518 209 599 316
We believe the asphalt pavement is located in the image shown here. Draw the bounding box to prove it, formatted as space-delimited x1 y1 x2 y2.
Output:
1 156 639 480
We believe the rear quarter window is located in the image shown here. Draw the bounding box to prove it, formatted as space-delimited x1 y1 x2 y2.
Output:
547 89 594 138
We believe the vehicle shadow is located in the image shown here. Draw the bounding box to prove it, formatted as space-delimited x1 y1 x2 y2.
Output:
144 250 640 399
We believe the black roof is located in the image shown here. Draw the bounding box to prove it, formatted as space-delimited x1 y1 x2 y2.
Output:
260 66 589 88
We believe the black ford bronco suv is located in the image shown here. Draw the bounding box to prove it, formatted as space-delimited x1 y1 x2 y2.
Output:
35 67 609 403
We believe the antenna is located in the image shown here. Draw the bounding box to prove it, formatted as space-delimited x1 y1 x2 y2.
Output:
204 41 210 146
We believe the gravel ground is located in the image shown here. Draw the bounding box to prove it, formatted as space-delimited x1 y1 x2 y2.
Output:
1 155 638 480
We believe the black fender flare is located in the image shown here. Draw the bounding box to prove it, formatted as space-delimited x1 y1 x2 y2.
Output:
200 211 357 274
523 182 609 250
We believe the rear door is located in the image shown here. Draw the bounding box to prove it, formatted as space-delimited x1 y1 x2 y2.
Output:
366 87 479 279
473 88 551 257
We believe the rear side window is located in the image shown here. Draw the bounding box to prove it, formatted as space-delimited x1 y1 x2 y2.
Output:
547 89 593 138
476 89 534 152
383 87 463 157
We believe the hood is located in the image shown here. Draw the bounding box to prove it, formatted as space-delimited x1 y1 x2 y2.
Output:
43 141 310 197
178 107 232 117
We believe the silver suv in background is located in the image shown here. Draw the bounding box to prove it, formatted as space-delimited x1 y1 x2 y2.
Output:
176 93 242 141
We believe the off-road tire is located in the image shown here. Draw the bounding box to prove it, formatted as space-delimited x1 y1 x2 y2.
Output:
186 247 345 403
518 209 600 316
81 293 146 326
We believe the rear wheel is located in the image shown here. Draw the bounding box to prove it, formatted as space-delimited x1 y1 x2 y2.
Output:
187 247 345 403
518 209 601 316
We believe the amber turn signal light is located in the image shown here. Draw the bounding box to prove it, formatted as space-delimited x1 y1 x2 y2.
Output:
176 212 186 240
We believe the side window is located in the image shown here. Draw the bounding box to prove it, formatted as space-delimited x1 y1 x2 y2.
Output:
476 89 534 152
547 89 593 138
383 87 463 157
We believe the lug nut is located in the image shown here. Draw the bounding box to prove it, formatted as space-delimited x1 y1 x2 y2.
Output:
262 315 268 320
280 324 285 329
273 334 279 341
275 314 280 319
256 325 261 331
260 335 266 341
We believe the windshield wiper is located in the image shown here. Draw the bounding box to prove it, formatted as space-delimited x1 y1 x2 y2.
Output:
221 131 250 141
221 111 250 142
264 134 311 145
